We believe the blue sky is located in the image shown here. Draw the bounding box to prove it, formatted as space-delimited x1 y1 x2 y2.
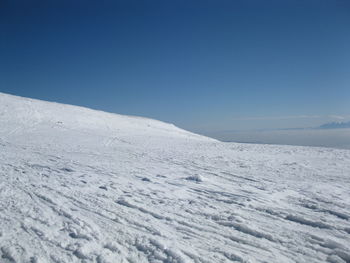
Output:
1 0 349 132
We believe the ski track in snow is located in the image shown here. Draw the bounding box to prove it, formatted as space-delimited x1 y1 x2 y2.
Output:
0 92 350 263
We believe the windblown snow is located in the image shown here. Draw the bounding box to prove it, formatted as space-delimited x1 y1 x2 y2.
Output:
0 92 349 263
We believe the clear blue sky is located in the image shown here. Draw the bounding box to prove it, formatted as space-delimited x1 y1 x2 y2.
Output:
1 0 349 132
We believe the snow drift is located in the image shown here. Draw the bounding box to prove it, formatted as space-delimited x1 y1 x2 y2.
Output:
0 92 349 263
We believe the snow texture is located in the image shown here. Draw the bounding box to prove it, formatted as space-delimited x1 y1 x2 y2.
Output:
0 92 349 263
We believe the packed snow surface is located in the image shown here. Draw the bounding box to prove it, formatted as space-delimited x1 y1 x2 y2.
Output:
0 92 349 263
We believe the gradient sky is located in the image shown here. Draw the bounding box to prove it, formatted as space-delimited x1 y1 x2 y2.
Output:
1 0 349 132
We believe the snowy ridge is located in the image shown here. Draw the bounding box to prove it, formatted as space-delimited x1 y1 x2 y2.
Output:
0 92 210 143
0 92 349 263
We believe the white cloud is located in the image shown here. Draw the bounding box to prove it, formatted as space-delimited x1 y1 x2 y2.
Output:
328 115 345 120
231 115 321 121
231 114 350 121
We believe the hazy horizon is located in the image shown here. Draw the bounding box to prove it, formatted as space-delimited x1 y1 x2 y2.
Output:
202 128 350 150
2 91 350 150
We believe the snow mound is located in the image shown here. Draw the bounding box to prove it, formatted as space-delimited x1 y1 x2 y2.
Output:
0 92 349 263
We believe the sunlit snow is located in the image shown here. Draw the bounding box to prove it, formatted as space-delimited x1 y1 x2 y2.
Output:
0 92 349 263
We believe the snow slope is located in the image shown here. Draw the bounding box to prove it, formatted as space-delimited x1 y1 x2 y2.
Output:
0 92 349 263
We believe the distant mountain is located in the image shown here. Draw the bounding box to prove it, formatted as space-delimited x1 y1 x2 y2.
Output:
318 121 350 129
